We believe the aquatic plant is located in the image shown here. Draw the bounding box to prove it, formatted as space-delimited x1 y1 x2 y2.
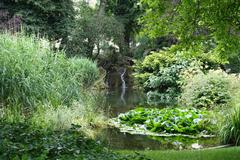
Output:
111 107 216 137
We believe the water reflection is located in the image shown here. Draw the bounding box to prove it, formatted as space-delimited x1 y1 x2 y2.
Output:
105 88 146 117
98 128 219 150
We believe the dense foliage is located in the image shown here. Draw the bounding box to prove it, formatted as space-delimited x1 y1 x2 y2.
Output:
140 0 240 59
0 32 149 159
1 0 74 42
29 100 106 136
133 49 199 104
180 70 240 109
0 33 99 108
0 123 148 160
106 0 142 55
1 0 240 157
112 107 215 136
67 1 124 58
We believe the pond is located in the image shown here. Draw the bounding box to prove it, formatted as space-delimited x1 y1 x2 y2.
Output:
98 88 220 150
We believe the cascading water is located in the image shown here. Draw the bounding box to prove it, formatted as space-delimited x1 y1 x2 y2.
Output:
120 68 127 104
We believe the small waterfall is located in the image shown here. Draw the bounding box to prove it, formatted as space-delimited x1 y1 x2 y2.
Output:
120 68 127 104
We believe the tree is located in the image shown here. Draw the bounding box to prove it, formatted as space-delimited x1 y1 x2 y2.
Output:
140 0 240 60
2 0 75 42
66 1 124 59
99 0 107 15
106 0 142 56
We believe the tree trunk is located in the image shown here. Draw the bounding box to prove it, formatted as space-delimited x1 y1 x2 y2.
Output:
93 41 100 60
87 38 95 58
99 0 106 15
124 29 131 56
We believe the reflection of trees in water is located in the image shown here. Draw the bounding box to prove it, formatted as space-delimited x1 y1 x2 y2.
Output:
106 89 146 117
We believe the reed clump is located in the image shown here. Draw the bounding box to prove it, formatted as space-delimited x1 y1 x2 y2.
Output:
0 32 99 108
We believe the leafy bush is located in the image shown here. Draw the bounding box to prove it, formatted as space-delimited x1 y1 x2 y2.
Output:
180 70 240 108
111 107 216 136
0 123 147 160
0 33 99 108
133 46 223 105
134 50 199 104
2 0 74 42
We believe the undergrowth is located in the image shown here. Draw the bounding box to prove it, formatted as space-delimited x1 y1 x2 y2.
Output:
0 122 148 160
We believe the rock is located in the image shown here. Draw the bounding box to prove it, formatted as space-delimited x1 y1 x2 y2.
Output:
191 143 203 149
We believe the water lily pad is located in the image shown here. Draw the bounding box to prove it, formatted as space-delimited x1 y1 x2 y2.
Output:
110 107 216 138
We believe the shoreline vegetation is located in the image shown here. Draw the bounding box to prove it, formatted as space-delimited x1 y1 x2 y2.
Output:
119 147 240 160
1 31 240 160
0 33 147 160
1 0 240 159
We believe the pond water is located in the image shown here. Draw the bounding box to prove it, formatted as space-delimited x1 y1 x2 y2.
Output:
99 88 220 150
104 88 147 117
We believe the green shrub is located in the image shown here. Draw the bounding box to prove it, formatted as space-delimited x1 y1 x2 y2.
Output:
0 32 99 108
180 70 240 108
133 46 223 105
133 50 199 104
68 58 99 87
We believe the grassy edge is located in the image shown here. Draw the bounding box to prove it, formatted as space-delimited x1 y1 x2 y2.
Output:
118 147 240 160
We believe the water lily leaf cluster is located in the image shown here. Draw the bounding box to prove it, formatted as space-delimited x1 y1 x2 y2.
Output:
111 108 216 137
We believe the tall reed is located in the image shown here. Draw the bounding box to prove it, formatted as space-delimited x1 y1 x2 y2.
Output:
0 32 99 108
220 92 240 145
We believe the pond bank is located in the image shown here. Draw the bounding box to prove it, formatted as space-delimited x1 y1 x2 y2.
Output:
118 147 240 160
99 127 219 150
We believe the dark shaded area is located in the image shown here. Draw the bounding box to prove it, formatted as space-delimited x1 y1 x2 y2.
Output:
1 0 74 42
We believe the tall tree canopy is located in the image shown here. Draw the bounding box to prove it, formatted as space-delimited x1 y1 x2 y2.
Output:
106 0 142 55
141 0 240 60
66 1 124 59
